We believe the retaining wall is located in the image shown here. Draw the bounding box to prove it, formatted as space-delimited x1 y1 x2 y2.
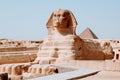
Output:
56 60 120 71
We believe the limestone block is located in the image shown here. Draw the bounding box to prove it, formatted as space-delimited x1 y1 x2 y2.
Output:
9 75 23 80
41 65 58 75
28 65 39 73
11 65 23 75
28 53 37 62
31 67 36 74
27 64 43 77
4 65 13 75
0 47 26 52
0 64 13 75
0 65 5 73
36 67 42 74
0 54 31 64
39 59 50 65
27 64 58 77
22 63 32 73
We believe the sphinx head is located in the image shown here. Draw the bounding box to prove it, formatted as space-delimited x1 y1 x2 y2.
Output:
46 9 77 35
52 9 70 28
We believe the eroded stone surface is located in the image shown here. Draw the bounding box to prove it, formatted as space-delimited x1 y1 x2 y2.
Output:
36 9 113 61
36 9 82 61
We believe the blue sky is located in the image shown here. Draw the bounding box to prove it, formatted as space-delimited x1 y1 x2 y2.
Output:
0 0 120 40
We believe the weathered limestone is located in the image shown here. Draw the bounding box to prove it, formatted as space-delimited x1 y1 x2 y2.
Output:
102 42 114 59
26 64 58 78
0 39 42 49
0 54 34 64
36 9 113 61
0 64 22 76
0 64 23 80
36 9 82 62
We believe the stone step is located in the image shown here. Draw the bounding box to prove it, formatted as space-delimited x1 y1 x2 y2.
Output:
28 68 99 80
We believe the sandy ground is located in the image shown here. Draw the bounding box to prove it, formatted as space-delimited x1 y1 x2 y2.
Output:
79 71 120 80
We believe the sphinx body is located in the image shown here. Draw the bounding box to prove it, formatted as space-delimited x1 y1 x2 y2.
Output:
36 9 84 61
35 9 114 61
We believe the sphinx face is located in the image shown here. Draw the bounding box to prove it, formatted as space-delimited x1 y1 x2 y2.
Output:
53 9 69 28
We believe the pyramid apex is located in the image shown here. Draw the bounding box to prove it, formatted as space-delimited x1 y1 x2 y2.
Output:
79 27 98 39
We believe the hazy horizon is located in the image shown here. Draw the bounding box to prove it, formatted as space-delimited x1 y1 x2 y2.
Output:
0 0 120 40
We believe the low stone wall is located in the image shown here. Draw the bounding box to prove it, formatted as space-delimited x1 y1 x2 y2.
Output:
0 54 37 64
56 60 120 71
26 47 39 51
105 60 120 71
0 47 38 52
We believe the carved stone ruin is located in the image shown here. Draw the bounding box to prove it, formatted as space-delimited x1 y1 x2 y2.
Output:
0 9 114 80
35 9 114 62
35 9 83 62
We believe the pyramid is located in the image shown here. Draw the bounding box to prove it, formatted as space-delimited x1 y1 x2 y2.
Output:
79 27 98 39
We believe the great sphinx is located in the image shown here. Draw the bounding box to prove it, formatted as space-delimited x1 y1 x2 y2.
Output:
34 9 84 62
34 9 113 62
